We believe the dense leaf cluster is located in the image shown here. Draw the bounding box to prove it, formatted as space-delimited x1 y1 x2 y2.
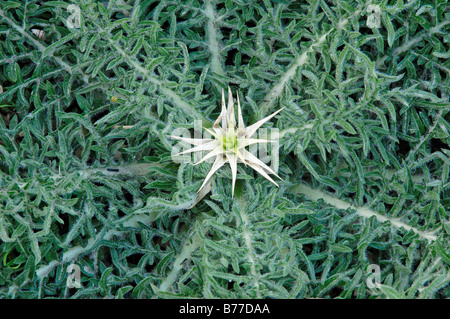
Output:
0 0 448 298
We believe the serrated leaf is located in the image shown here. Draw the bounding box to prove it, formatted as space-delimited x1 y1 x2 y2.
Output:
147 56 165 72
281 207 316 215
382 13 395 47
432 51 450 59
28 229 41 265
296 150 320 180
2 1 21 10
83 34 99 60
310 100 323 119
5 62 19 82
254 217 282 229
211 271 245 283
106 56 123 70
75 94 92 112
420 273 449 298
302 70 318 83
42 33 77 58
330 243 353 253
378 284 405 299
98 2 109 17
130 36 144 56
100 267 113 292
336 118 356 135
156 251 175 276
435 241 450 266
324 90 341 108
204 239 239 257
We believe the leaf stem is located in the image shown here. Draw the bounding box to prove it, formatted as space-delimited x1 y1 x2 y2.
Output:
289 183 438 242
204 0 226 81
236 193 262 298
259 7 362 115
100 28 211 125
36 209 162 280
158 223 206 292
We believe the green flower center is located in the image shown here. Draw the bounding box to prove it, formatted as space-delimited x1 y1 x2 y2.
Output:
222 129 237 153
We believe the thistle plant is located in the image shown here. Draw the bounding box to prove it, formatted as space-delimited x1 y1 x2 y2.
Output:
172 87 283 197
0 0 449 300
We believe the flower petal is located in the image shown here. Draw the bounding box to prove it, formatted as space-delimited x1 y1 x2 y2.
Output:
220 89 228 130
245 107 285 138
194 145 225 165
198 155 226 193
236 93 246 134
225 152 238 197
241 149 281 179
212 89 227 134
227 86 236 130
237 138 273 149
246 161 280 187
204 127 221 140
189 180 212 209
174 140 220 156
235 148 246 165
170 135 215 145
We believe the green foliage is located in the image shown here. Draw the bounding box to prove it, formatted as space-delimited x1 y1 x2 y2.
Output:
0 0 448 299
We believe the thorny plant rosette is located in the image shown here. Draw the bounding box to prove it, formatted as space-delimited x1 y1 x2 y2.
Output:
0 0 448 300
171 87 284 197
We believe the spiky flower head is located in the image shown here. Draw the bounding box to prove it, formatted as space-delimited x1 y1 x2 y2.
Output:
172 87 284 197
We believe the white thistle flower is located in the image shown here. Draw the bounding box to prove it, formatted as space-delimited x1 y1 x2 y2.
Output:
171 87 284 197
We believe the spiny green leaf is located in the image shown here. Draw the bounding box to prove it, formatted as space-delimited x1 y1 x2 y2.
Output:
378 284 405 299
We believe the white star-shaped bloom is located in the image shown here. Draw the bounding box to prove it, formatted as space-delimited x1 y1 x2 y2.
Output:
171 87 283 197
